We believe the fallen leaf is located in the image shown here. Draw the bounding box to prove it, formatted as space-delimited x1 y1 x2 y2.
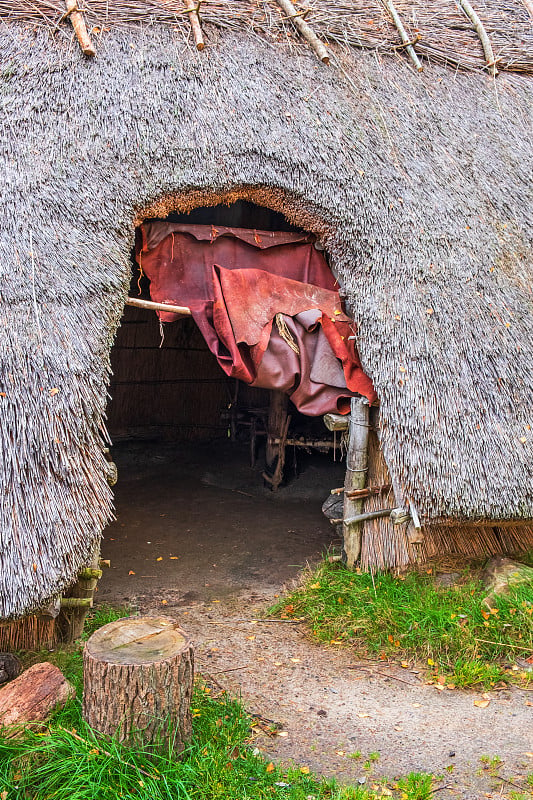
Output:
427 658 435 666
310 583 321 589
300 766 310 773
401 661 409 668
49 387 59 396
89 748 99 755
266 762 275 773
474 699 490 708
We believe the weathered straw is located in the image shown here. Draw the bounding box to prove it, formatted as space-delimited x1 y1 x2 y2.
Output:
0 1 532 73
0 21 531 618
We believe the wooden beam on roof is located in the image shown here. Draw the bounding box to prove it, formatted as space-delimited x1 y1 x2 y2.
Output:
457 0 499 76
183 0 205 51
275 0 330 64
381 0 423 72
64 0 95 57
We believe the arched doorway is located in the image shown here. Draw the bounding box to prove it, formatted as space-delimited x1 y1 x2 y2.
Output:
99 201 370 610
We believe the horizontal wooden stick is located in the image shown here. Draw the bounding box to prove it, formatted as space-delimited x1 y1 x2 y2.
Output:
60 597 93 609
331 508 395 525
126 297 192 316
345 484 392 499
77 568 103 580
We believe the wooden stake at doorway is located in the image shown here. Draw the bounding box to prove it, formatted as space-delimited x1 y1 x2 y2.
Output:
264 390 289 492
343 397 370 568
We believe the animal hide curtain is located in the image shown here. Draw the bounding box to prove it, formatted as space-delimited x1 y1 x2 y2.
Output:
136 223 377 414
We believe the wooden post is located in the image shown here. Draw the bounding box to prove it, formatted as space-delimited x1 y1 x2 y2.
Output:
264 390 289 492
60 543 101 643
343 397 369 568
83 616 194 754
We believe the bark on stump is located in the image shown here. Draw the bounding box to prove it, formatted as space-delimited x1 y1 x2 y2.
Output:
83 616 194 754
0 662 75 737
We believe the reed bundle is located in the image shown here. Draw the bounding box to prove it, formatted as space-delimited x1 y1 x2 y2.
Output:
0 0 531 73
0 616 58 651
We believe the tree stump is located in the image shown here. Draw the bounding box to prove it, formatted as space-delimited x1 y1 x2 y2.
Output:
83 616 194 754
0 662 75 736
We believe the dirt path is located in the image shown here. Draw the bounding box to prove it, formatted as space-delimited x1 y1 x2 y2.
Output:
99 441 533 798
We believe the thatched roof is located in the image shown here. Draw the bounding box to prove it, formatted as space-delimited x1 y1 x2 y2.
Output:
0 8 532 618
1 1 533 74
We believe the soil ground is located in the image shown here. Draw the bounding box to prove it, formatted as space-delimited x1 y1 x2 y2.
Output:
99 441 533 799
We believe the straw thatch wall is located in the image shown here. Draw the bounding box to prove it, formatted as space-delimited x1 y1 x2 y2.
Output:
0 18 532 618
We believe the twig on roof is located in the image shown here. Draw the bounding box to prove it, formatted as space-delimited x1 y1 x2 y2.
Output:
522 0 533 20
457 0 499 76
274 0 329 64
183 0 204 51
380 0 423 72
63 0 96 56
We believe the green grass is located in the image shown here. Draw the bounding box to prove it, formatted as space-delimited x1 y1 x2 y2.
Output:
269 560 533 689
0 604 441 800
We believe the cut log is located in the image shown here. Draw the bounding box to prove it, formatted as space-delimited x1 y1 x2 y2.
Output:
83 616 194 754
0 662 75 736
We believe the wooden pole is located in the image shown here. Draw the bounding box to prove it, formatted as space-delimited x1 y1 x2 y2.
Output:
126 296 192 316
457 0 499 76
275 0 330 63
343 397 369 568
184 0 205 50
83 616 194 754
264 390 289 492
64 0 96 57
381 0 423 72
60 543 101 644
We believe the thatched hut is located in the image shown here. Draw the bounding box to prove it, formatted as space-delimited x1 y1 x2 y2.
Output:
0 1 532 643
